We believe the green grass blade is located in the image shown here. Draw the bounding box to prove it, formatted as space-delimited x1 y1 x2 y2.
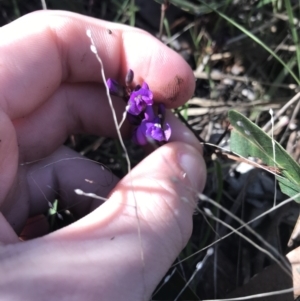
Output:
113 0 130 23
284 0 300 79
129 0 136 26
12 0 20 18
197 0 300 85
267 55 297 96
256 0 276 8
153 0 225 15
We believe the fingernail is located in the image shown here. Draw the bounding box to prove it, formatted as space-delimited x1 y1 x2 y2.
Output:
179 147 205 191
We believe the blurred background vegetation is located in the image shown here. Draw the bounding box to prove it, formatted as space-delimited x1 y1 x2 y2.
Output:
1 0 300 300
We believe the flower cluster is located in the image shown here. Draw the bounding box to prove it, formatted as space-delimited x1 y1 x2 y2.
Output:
106 71 171 145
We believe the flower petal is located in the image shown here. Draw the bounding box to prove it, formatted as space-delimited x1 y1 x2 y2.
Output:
106 78 124 97
127 82 153 115
133 121 148 145
163 122 171 141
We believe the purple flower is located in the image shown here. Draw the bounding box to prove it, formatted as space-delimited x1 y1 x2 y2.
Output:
133 106 171 145
107 74 172 146
106 78 125 97
127 82 153 115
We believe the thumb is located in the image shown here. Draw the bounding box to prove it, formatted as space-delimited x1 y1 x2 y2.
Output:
0 142 206 301
57 141 206 299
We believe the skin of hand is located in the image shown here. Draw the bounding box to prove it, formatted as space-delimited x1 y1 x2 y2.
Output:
287 247 300 297
0 10 206 301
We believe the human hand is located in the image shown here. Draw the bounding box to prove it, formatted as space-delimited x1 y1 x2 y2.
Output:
0 10 206 301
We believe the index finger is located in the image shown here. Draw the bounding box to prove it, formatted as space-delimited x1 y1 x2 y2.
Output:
0 10 195 119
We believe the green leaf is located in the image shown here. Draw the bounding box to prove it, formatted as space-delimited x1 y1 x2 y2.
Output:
228 110 300 202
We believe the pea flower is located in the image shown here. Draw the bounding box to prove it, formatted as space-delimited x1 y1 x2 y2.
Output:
127 82 153 115
106 72 171 145
107 78 125 97
133 105 171 145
